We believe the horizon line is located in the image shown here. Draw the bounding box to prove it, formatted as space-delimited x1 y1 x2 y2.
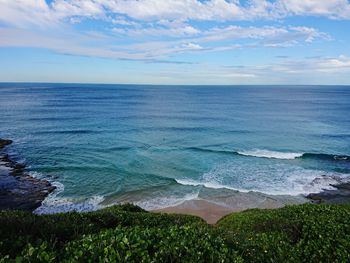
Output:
1 81 350 87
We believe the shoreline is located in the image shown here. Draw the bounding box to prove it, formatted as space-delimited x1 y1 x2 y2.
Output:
0 139 56 211
2 138 350 223
153 193 307 224
154 183 350 223
307 183 350 204
154 199 243 224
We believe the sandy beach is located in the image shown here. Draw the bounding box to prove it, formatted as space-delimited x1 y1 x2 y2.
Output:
155 199 238 224
154 189 308 224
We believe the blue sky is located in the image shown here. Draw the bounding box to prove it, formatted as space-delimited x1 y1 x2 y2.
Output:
0 0 350 84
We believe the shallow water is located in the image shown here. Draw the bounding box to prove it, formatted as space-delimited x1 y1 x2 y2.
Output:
0 84 349 212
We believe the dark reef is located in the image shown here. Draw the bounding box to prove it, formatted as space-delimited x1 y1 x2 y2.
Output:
0 139 56 211
307 182 350 204
0 139 12 149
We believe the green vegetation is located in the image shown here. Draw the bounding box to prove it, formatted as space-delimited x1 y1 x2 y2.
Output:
217 203 350 262
1 203 350 262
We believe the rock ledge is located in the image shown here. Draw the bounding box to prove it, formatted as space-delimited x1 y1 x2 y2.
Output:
0 139 56 211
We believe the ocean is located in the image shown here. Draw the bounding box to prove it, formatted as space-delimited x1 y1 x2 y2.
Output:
0 83 349 213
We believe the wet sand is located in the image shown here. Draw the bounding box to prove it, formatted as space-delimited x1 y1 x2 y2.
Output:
155 199 238 224
156 181 350 224
154 190 308 224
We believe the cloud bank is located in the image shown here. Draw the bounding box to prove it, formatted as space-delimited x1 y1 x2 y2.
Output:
0 0 349 84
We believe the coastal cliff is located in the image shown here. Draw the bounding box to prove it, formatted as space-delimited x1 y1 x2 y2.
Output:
0 139 56 211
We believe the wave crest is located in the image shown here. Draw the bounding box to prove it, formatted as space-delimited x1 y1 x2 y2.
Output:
175 179 245 192
237 149 303 160
187 147 349 162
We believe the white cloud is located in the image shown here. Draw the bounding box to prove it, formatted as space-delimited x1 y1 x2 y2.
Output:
111 17 139 26
200 26 288 42
180 42 202 50
111 24 327 58
0 27 145 60
67 0 350 21
225 55 350 78
52 0 105 19
1 0 350 30
281 55 350 73
0 0 347 85
289 26 331 42
0 23 328 61
277 0 350 19
112 23 200 37
0 0 57 28
123 55 350 84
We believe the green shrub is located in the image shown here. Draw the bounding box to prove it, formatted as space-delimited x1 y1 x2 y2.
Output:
0 204 205 258
217 203 350 263
63 225 242 262
1 203 350 262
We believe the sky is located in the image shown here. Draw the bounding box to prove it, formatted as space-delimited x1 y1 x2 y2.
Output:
0 0 350 85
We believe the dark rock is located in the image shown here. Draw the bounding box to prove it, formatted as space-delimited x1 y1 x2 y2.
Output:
0 140 56 211
306 183 350 204
0 139 13 149
10 163 26 176
306 193 323 204
330 183 350 191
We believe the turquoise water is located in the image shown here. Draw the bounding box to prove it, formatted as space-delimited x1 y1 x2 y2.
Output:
0 84 349 212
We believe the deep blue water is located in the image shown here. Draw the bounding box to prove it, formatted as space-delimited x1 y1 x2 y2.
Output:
0 83 349 212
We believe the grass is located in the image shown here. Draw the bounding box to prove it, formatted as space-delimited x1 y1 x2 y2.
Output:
0 203 349 262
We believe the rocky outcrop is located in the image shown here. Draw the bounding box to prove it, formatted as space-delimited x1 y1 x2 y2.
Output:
307 183 350 204
0 139 13 149
0 139 56 211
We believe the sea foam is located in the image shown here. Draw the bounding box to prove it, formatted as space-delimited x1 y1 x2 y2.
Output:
134 191 200 210
175 162 350 197
237 149 304 160
175 179 247 192
33 178 104 214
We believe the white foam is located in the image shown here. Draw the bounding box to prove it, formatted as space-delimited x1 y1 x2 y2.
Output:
238 149 303 160
35 194 105 214
175 179 249 192
28 171 48 180
176 161 350 197
286 172 350 195
135 191 200 210
31 173 104 214
177 175 347 196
